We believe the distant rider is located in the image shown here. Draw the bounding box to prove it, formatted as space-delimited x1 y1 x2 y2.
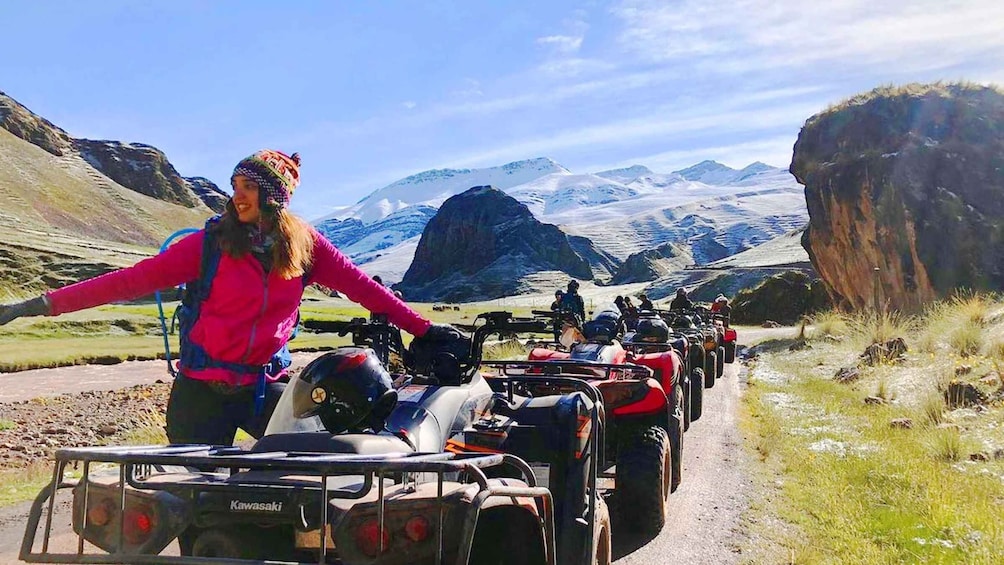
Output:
550 289 565 340
562 280 586 324
622 296 640 331
670 287 694 310
712 294 732 327
638 293 654 311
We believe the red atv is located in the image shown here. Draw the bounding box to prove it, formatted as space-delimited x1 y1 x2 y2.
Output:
515 306 686 535
622 311 706 432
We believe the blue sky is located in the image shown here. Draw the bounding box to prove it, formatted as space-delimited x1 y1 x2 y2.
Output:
2 0 1001 219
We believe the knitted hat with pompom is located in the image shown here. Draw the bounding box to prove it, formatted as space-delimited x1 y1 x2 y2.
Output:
232 149 301 210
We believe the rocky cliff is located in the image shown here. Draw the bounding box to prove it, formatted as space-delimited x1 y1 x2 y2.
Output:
0 91 74 156
396 186 594 301
792 83 1004 311
0 90 226 212
75 140 226 211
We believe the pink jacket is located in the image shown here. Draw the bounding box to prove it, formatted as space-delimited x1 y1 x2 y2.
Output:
47 229 431 386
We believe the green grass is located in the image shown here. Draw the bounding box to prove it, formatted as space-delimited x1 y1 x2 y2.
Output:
0 462 61 508
743 299 1004 563
0 298 534 373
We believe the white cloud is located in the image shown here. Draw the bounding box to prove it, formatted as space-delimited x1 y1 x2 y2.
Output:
610 0 1004 75
441 96 822 170
452 78 484 99
402 101 417 110
537 34 584 54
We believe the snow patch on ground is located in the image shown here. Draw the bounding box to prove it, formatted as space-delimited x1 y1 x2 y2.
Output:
749 364 792 386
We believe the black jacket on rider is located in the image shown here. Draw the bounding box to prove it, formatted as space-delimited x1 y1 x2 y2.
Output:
669 295 693 310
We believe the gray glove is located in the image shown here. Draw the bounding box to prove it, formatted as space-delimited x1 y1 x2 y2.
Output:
0 296 50 326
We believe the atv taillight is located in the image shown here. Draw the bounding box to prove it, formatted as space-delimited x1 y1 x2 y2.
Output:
724 328 737 342
73 478 189 556
86 498 114 527
597 380 649 410
123 506 154 544
405 515 430 542
355 518 390 557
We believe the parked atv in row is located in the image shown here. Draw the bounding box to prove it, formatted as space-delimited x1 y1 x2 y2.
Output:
21 317 561 565
622 311 706 431
656 308 725 384
509 306 685 535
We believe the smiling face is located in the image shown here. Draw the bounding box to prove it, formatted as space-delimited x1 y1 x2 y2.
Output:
231 175 262 224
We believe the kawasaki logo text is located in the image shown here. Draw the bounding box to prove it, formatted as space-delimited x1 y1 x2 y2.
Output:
230 500 283 512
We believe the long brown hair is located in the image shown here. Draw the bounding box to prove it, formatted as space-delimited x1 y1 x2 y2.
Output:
212 200 315 279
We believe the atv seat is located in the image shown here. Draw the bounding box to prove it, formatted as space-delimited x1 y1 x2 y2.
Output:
493 392 595 428
251 432 414 455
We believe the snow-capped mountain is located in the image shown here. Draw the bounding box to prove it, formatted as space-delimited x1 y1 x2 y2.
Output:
558 186 807 264
316 205 436 264
321 157 568 224
506 172 643 216
312 157 808 286
594 165 654 184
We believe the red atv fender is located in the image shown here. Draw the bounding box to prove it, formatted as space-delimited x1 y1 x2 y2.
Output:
529 348 670 417
628 350 684 402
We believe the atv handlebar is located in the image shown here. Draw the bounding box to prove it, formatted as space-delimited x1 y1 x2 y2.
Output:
302 310 589 384
301 315 406 368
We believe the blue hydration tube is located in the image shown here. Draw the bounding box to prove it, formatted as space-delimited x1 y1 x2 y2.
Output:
155 228 200 378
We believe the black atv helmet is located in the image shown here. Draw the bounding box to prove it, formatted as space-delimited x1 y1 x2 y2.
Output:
292 347 397 434
567 279 580 292
635 314 670 343
582 305 622 343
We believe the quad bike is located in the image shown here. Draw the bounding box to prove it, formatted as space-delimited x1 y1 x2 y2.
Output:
20 316 558 565
713 312 738 366
691 305 737 377
622 311 705 430
657 308 722 386
499 307 685 537
445 311 613 565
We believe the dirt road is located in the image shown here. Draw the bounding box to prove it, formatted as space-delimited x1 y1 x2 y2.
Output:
612 361 751 563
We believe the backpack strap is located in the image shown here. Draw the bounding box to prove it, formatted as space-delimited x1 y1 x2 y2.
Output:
177 216 308 414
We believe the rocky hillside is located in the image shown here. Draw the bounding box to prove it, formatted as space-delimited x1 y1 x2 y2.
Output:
395 186 594 301
75 140 227 211
792 82 1004 311
1 91 226 213
0 90 223 296
730 271 831 325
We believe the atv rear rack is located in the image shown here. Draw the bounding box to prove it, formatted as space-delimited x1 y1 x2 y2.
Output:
21 445 555 565
480 373 607 565
481 359 654 381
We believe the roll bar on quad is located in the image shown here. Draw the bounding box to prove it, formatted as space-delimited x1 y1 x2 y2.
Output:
21 446 557 565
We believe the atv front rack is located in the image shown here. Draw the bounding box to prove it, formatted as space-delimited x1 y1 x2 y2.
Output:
21 445 555 565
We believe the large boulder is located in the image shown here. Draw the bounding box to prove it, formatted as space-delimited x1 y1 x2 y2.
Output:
396 186 593 301
792 83 1004 311
731 271 832 325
